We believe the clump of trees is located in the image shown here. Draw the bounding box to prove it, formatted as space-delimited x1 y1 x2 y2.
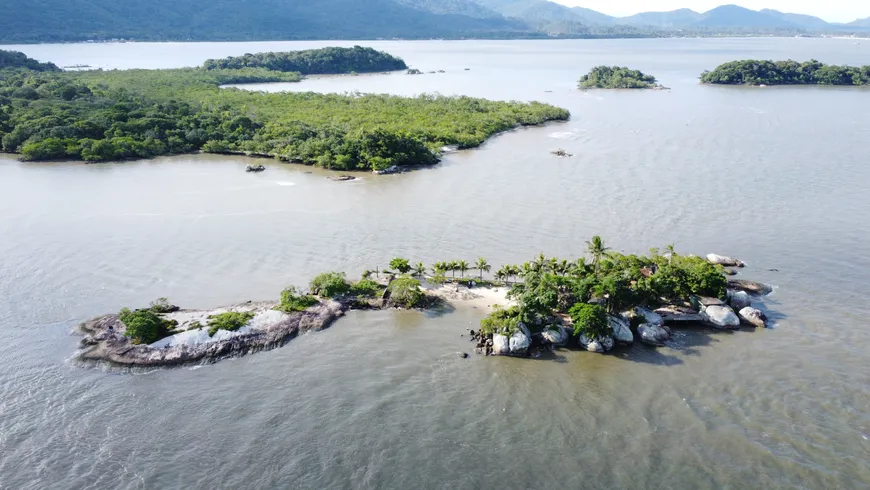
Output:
0 50 60 72
480 237 728 339
700 59 870 86
206 311 255 336
202 46 407 74
0 50 570 167
387 277 424 308
118 307 178 344
579 66 659 89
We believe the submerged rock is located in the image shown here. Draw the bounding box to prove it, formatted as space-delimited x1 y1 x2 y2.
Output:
728 279 773 296
739 307 767 328
328 174 356 182
706 253 745 267
638 323 672 346
727 290 752 310
245 164 266 173
608 315 634 345
703 305 741 329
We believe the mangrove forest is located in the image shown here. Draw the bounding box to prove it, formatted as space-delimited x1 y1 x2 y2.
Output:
578 66 661 89
0 48 570 168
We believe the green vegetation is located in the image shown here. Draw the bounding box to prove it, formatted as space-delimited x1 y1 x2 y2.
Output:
206 311 255 336
203 47 407 74
481 237 728 336
0 50 569 168
148 297 177 313
0 51 60 72
310 272 352 298
700 59 870 86
568 303 608 339
387 277 424 308
350 279 383 298
479 305 523 336
475 257 491 280
275 286 319 313
118 307 177 344
389 258 412 274
578 66 660 89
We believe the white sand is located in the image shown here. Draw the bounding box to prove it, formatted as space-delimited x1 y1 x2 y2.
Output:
430 284 513 311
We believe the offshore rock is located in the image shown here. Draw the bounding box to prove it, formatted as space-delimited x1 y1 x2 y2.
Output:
706 253 745 267
727 290 752 310
703 305 741 329
739 307 768 328
638 323 672 346
728 279 773 296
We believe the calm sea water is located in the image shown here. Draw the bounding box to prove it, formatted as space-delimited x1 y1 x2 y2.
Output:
1 38 869 489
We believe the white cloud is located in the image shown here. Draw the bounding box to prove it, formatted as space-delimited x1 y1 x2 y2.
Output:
553 0 868 23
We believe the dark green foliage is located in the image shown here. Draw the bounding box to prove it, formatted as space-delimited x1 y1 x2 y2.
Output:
387 277 424 308
350 279 383 298
0 50 60 72
206 311 255 336
389 258 412 274
310 272 351 298
479 305 523 336
569 303 609 339
118 307 175 344
700 59 870 86
276 286 318 313
579 66 659 89
148 297 177 313
0 52 569 167
203 47 407 74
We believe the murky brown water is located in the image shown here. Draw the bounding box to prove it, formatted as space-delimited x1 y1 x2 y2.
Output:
1 38 869 489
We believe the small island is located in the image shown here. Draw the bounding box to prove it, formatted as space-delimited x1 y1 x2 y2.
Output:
76 239 775 368
578 66 662 89
0 48 570 169
700 59 870 86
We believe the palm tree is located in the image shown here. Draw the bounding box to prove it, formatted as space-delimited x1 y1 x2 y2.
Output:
586 235 611 274
457 260 470 279
413 262 426 277
665 243 677 265
508 265 521 284
475 257 491 280
494 268 506 284
448 261 458 279
496 265 510 285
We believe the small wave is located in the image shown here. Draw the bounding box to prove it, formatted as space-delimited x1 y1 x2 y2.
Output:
275 181 296 186
744 107 767 114
548 131 578 140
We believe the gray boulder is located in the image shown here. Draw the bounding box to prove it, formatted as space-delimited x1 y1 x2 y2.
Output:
608 315 634 345
578 334 614 353
703 305 741 329
509 331 531 355
638 323 672 346
492 334 510 355
727 290 752 310
541 325 570 346
707 253 745 267
739 307 767 328
728 279 773 296
627 306 664 327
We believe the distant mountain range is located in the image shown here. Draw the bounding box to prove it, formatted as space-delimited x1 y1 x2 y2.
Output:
0 0 867 43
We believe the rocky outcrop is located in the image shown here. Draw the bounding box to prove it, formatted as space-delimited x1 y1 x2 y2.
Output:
579 334 614 353
727 290 752 310
728 279 773 296
245 164 265 172
706 253 745 267
77 301 345 367
608 315 634 345
541 325 570 346
637 323 672 346
655 305 705 324
328 175 356 182
625 306 664 327
703 305 741 329
739 307 767 328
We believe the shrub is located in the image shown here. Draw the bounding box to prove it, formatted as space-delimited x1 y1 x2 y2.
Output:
351 279 382 298
387 277 423 308
389 258 411 274
479 305 522 336
207 311 255 336
310 272 351 298
119 307 174 344
276 286 318 313
149 297 177 313
568 303 609 340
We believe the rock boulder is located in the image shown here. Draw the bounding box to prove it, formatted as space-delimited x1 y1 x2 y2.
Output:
509 331 531 355
703 305 741 329
739 307 767 328
638 323 672 346
727 290 752 310
541 325 570 346
707 253 745 267
608 315 634 345
728 279 773 296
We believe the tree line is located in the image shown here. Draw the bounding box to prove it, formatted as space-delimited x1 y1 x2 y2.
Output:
701 59 870 85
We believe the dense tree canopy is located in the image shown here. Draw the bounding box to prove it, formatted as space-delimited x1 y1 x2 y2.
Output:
578 66 660 89
203 47 407 74
0 50 570 168
0 50 61 72
700 59 870 86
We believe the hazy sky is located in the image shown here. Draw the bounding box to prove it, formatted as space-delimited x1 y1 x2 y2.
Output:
552 1 868 23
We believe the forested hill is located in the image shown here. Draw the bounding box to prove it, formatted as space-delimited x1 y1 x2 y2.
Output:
0 0 531 43
203 47 407 74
